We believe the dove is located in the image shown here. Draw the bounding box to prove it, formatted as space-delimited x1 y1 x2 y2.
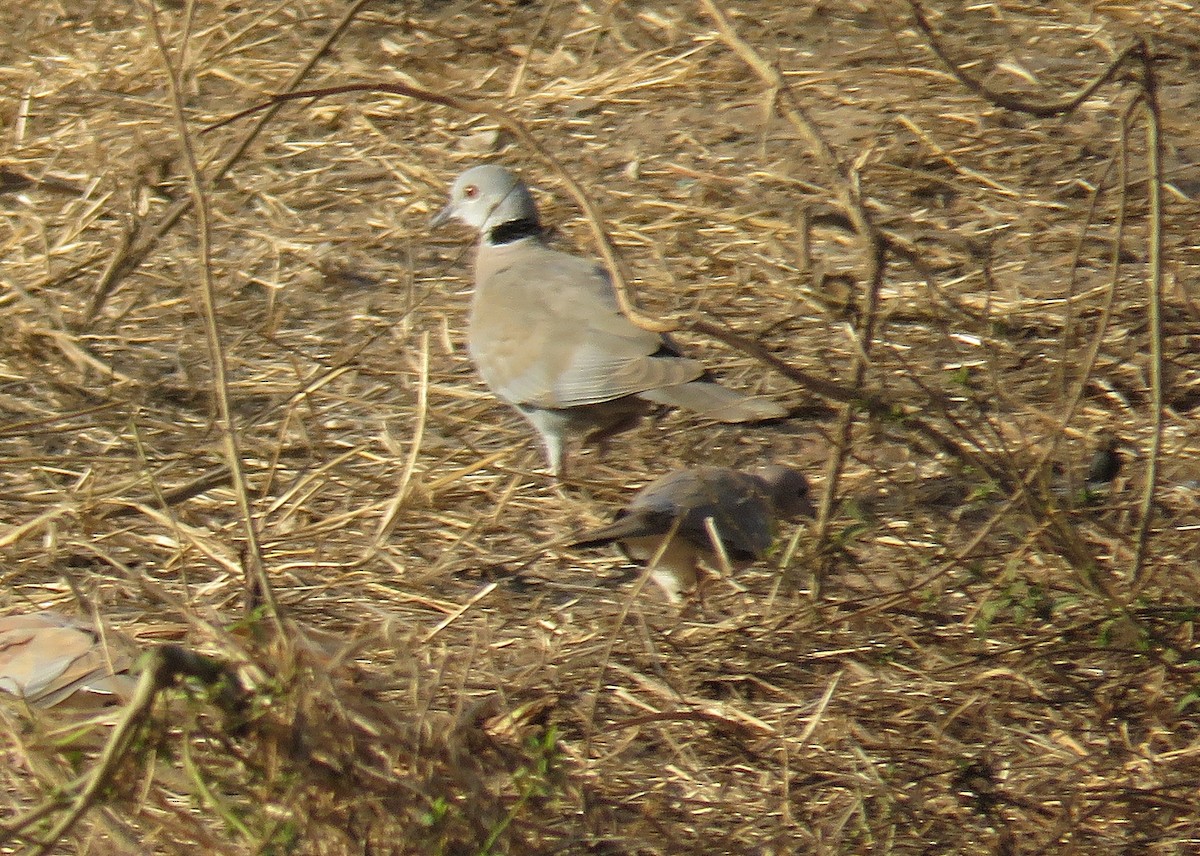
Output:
0 611 137 708
569 465 814 601
431 164 786 476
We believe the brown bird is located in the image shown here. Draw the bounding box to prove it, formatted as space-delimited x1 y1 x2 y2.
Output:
431 164 786 477
570 465 814 601
0 611 137 708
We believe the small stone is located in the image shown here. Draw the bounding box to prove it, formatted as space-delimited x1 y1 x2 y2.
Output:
454 129 502 154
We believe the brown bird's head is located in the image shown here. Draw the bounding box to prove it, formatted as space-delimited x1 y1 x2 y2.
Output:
755 465 815 519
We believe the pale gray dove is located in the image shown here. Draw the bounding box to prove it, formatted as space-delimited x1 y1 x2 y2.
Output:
569 465 814 601
0 611 137 708
432 164 787 476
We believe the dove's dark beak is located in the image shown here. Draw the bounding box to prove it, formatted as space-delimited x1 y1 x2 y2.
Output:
430 203 453 228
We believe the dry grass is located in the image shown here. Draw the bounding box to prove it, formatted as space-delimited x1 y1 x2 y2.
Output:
1 0 1199 853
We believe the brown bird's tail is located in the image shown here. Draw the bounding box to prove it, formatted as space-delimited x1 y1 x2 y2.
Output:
569 510 672 549
638 380 786 422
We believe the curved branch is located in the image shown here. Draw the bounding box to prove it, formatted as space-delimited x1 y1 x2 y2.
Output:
907 0 1140 118
85 0 376 322
207 82 675 332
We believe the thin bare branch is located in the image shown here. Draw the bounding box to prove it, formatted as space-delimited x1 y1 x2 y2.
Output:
139 0 283 630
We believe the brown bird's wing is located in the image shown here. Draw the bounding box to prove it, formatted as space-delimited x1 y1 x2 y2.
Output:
571 469 776 562
643 469 776 561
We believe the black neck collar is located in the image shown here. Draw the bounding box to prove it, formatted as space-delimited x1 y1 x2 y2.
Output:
487 218 542 245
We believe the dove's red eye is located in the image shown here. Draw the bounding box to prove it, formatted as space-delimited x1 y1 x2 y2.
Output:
463 185 479 199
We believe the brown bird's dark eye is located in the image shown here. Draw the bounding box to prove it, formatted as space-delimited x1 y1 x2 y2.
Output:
464 185 479 199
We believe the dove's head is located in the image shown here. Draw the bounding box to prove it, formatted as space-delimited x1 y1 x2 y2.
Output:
431 164 540 235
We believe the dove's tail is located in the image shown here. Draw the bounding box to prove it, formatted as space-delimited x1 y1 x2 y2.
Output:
639 379 787 422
